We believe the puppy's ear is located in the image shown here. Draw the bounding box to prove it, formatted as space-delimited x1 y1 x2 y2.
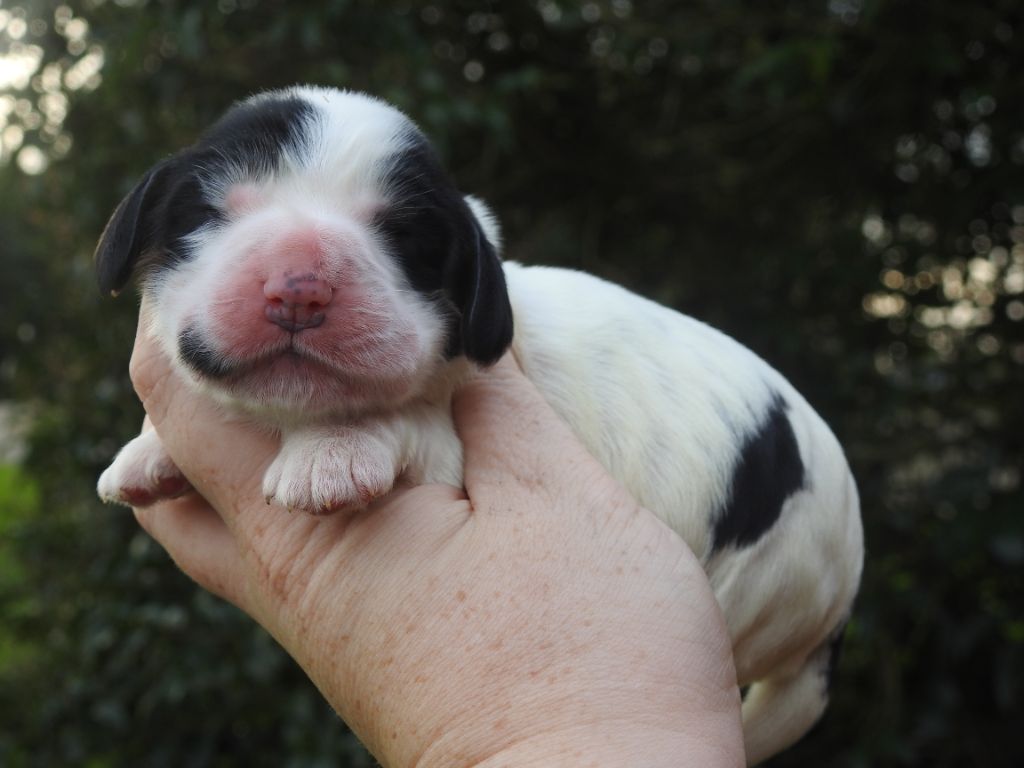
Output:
464 195 502 254
95 161 172 297
447 200 514 366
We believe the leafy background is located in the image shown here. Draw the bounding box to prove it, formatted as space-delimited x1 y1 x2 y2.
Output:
1 0 1022 765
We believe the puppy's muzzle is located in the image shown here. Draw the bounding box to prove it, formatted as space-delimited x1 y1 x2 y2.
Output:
264 272 332 332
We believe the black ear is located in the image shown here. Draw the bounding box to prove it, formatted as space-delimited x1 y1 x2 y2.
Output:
448 215 514 366
94 161 171 297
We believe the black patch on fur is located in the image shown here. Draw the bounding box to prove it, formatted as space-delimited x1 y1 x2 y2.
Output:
96 96 314 295
177 326 233 380
711 394 805 551
374 133 513 365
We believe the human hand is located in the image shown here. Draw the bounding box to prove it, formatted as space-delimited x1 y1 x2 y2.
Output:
129 319 744 767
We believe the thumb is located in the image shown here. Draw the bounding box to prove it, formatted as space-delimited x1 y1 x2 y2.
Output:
452 355 620 507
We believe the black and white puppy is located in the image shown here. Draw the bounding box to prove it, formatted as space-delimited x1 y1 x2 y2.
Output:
95 86 863 765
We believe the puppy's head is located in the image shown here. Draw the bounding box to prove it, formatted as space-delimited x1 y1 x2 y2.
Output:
96 87 513 417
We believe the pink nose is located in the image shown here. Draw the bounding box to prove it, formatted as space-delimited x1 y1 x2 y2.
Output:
263 272 333 332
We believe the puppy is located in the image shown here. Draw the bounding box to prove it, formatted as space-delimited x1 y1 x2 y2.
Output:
95 86 863 765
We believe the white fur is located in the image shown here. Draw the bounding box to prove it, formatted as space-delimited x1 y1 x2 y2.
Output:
97 428 190 504
98 87 863 765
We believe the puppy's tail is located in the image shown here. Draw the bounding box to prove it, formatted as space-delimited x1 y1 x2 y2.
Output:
740 624 847 765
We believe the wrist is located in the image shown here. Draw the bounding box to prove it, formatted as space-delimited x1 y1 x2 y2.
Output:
319 632 744 768
421 716 745 768
365 644 744 768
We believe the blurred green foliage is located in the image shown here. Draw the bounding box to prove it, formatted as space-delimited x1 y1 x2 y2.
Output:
0 0 1022 765
0 465 39 679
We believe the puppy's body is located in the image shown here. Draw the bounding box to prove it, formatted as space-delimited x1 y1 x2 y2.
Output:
96 87 862 765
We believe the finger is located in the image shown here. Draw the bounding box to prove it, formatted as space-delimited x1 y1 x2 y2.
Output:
134 493 251 611
452 355 611 504
129 297 175 423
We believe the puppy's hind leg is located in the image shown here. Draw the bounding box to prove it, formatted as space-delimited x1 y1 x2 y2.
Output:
740 628 845 766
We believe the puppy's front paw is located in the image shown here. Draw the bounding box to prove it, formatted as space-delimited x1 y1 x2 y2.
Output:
262 427 399 515
97 429 192 507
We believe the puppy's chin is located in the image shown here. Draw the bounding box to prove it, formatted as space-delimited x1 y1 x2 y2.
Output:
209 357 419 419
175 326 437 421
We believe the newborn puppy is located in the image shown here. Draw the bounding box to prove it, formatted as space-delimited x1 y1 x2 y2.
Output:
95 86 863 765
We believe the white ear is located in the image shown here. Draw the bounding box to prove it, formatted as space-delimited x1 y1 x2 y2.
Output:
464 195 503 255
